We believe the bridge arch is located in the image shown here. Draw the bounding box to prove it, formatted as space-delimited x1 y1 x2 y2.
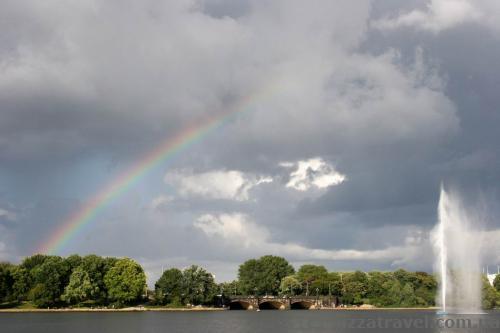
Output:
290 300 315 310
258 300 285 310
228 301 254 310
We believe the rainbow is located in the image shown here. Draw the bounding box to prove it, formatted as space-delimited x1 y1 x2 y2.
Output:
37 91 265 255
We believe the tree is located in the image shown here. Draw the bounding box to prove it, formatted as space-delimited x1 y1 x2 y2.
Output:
238 255 294 296
482 275 499 310
11 254 55 302
78 255 109 303
155 268 184 305
280 275 302 296
29 256 71 307
297 265 328 295
64 254 82 271
11 266 30 301
325 272 343 297
104 258 146 306
218 280 242 296
19 254 51 271
342 271 368 305
62 267 99 305
383 279 403 307
182 265 216 306
493 274 500 292
414 272 437 306
366 271 391 305
0 263 14 302
401 283 418 307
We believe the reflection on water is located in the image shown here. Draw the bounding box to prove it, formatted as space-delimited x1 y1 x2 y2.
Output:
0 310 498 333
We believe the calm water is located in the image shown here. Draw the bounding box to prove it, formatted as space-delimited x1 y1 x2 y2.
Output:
1 310 499 333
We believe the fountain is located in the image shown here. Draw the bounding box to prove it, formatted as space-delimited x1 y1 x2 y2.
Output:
432 186 483 314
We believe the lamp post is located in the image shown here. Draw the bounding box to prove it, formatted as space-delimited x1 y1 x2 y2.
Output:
220 286 224 308
329 282 332 308
315 288 320 308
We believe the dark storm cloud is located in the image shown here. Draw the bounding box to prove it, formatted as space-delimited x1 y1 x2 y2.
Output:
1 0 499 279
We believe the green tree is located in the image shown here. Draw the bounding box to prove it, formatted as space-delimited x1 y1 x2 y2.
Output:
104 258 146 306
342 271 368 305
280 275 302 296
29 256 71 307
78 255 110 303
394 269 417 286
493 274 500 292
218 280 242 296
20 254 51 271
11 266 30 301
64 254 82 271
11 254 54 301
238 255 294 296
366 271 391 305
62 266 99 305
182 265 216 306
482 275 498 310
297 265 328 295
414 272 437 306
325 272 343 297
155 268 184 305
384 279 403 307
401 283 418 307
0 263 14 302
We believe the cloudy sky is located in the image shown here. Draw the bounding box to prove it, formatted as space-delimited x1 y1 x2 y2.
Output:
1 0 500 283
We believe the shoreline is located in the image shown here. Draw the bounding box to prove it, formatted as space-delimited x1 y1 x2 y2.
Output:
0 307 438 313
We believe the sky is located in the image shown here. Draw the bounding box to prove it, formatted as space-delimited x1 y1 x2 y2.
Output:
1 0 500 284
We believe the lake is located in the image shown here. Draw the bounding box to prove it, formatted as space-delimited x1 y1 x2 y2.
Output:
1 310 499 332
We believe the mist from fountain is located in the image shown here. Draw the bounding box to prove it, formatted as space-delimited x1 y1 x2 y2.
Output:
432 186 483 314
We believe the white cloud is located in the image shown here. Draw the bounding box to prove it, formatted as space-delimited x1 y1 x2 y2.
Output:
195 213 270 248
164 169 272 201
281 158 346 191
372 0 482 33
150 195 174 210
194 213 422 263
0 208 16 222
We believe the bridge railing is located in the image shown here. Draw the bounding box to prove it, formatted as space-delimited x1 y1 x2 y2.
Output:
227 295 333 300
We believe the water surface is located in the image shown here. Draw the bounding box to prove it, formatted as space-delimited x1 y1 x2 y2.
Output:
1 310 498 333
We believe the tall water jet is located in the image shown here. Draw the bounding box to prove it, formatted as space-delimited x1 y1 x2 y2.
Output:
436 203 447 313
432 186 482 314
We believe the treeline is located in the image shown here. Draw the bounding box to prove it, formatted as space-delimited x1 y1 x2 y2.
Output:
158 255 500 309
221 255 439 308
2 254 500 309
0 254 146 308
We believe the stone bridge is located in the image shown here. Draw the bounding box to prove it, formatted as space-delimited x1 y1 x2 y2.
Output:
226 296 338 310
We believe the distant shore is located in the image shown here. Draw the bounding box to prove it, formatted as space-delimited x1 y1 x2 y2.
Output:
0 307 224 313
0 306 438 313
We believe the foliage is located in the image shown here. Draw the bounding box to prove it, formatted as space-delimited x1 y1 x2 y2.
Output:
62 266 99 305
78 255 111 304
182 265 217 305
218 280 242 296
482 275 499 310
0 263 14 302
11 267 30 301
154 268 183 305
493 274 500 293
4 253 497 309
104 258 146 306
238 255 294 296
280 275 302 296
297 265 328 295
342 271 368 305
